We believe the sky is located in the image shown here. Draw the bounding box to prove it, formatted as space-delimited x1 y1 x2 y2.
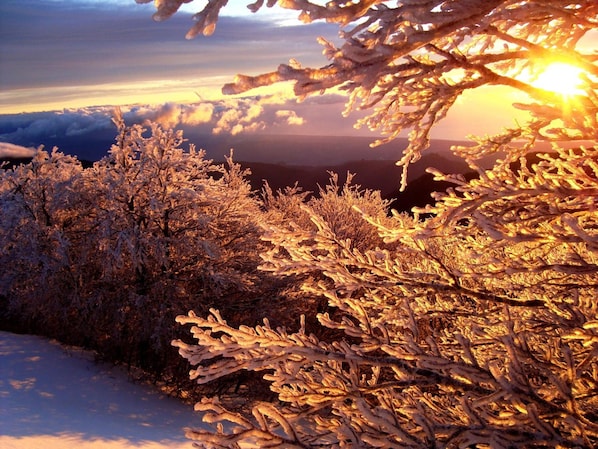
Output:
0 0 332 112
1 0 383 158
0 0 594 160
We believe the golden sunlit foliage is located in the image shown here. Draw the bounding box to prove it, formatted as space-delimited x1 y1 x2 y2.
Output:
3 1 595 447
140 0 597 190
137 1 598 447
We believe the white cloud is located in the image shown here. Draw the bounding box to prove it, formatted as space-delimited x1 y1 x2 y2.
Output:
276 110 305 126
245 103 264 122
212 98 270 135
0 93 367 160
128 103 182 129
181 103 214 125
213 107 245 135
0 142 37 159
0 109 114 143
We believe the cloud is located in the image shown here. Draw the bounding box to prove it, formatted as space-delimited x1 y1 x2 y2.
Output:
125 103 183 129
276 110 305 126
0 100 290 147
0 91 371 163
0 109 114 145
181 103 214 125
0 142 37 159
210 94 313 135
214 108 247 135
245 103 264 122
301 94 349 106
124 101 208 130
212 100 268 135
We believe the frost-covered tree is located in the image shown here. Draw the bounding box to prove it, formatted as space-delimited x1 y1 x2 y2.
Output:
0 113 267 378
258 173 397 334
75 111 265 368
0 149 84 331
140 1 598 447
262 172 394 252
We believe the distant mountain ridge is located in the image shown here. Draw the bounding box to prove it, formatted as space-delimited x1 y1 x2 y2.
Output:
1 134 479 213
238 152 473 212
6 150 565 214
192 133 467 166
240 153 468 194
0 128 469 166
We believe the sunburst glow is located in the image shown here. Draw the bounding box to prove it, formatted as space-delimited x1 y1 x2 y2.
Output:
532 62 584 96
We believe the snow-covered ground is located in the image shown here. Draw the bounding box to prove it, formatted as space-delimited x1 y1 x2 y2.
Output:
0 331 202 449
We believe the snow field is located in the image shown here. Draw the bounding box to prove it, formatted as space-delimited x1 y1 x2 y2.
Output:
0 331 203 449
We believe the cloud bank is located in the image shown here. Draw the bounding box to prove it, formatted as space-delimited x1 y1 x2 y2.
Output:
0 90 362 145
0 91 373 163
125 93 316 133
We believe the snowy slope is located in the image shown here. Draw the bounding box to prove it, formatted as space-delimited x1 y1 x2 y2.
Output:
0 331 202 449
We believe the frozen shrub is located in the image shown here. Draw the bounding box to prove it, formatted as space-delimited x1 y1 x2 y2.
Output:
146 0 598 447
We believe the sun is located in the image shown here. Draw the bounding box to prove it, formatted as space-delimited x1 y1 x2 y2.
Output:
532 62 584 96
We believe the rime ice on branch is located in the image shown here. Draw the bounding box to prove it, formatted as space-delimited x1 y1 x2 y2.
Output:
140 1 598 448
139 0 597 189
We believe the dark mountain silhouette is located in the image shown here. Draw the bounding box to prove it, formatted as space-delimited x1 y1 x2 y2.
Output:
6 150 567 215
2 150 475 213
15 142 566 214
238 152 473 212
388 151 568 213
388 171 479 213
187 133 466 166
0 156 94 170
2 128 468 166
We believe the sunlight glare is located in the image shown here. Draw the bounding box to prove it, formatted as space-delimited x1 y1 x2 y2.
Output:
532 62 584 96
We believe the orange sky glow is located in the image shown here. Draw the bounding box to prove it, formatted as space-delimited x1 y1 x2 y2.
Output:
0 1 595 146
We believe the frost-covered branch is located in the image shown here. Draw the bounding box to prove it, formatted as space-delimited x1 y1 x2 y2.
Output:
128 1 598 447
174 173 597 447
140 0 597 187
